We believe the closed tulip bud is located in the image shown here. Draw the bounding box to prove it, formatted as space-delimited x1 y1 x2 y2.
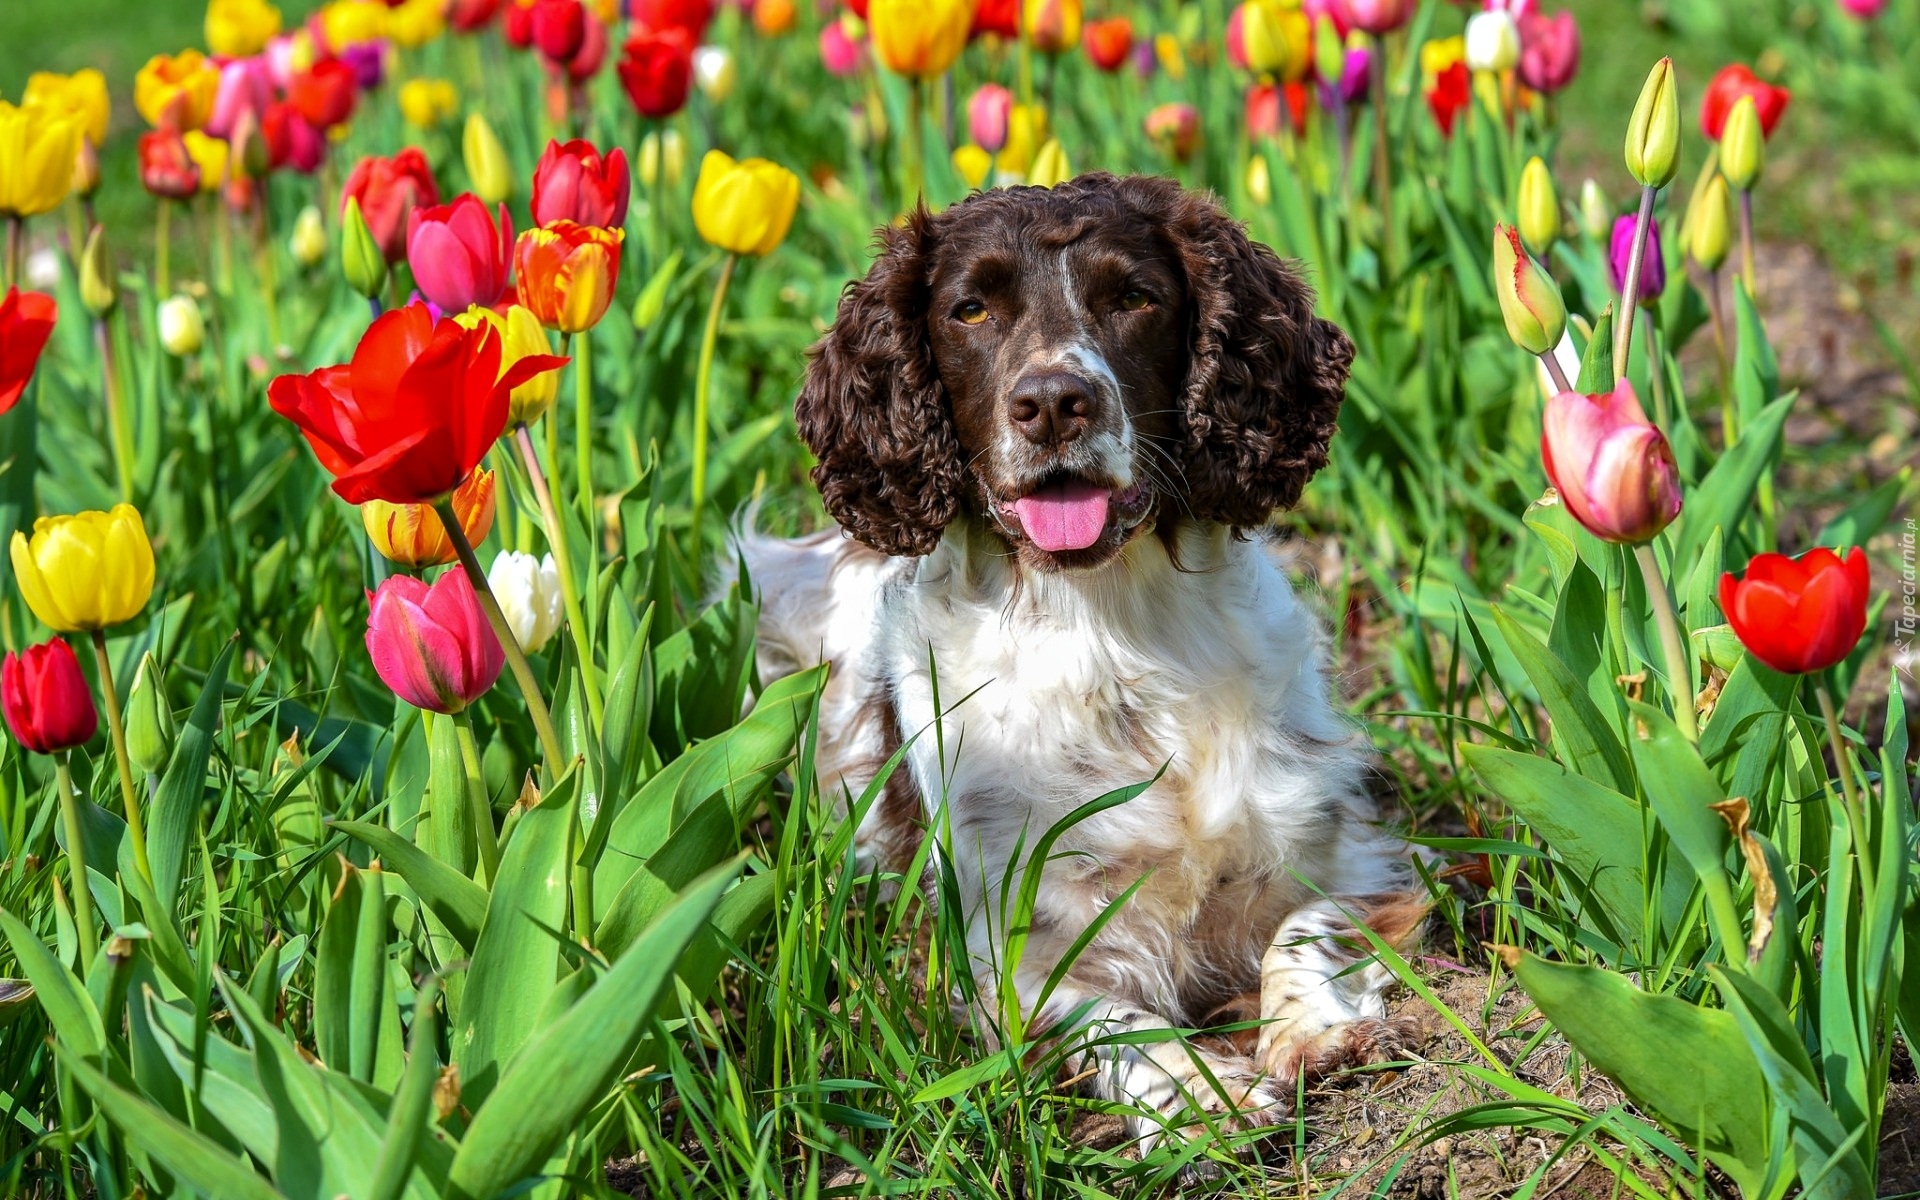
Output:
408 194 514 315
290 204 327 267
158 294 205 356
10 505 156 633
1246 154 1272 206
1578 178 1612 241
1 288 59 414
455 304 564 425
487 550 564 654
1541 381 1682 545
463 113 514 205
362 467 497 568
630 251 681 331
1492 223 1565 356
969 84 1014 155
1464 10 1520 73
638 129 686 188
1027 138 1071 188
692 46 736 101
78 226 116 319
1688 174 1731 270
1608 214 1665 300
1 638 98 755
1517 157 1558 257
0 102 81 219
1719 94 1764 190
691 150 801 257
953 143 993 191
1624 57 1679 188
341 196 388 299
365 569 504 714
124 652 175 774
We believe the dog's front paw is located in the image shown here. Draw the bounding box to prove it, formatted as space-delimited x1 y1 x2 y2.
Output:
1257 1015 1410 1088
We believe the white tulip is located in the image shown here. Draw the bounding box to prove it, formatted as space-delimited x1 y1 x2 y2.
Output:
692 46 735 102
158 294 205 357
1464 10 1520 73
488 550 564 654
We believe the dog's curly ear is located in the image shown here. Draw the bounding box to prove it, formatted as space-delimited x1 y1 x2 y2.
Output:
1167 191 1354 526
795 207 965 557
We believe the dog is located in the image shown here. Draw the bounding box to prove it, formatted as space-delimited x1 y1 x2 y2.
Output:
741 174 1416 1143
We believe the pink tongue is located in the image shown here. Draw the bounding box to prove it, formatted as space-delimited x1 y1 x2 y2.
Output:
1012 481 1111 552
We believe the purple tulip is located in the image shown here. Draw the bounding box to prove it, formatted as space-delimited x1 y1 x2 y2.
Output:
1610 214 1665 301
339 41 387 91
1132 38 1158 78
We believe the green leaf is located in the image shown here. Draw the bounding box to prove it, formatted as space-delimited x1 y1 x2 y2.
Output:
1625 701 1730 882
1574 307 1614 393
150 638 235 914
593 791 734 958
1493 606 1633 792
366 984 441 1200
0 909 104 1056
910 1048 1018 1105
1673 394 1792 567
1815 466 1909 549
330 820 488 953
314 863 363 1075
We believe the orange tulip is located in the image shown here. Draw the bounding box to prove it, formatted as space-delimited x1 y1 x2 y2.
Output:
362 467 497 568
513 220 625 333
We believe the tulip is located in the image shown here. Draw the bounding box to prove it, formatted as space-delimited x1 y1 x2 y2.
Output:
868 0 973 78
22 70 109 150
1144 104 1201 164
364 467 498 569
1153 32 1186 80
1464 10 1520 73
288 60 358 131
342 197 389 298
157 295 204 357
532 139 631 229
638 129 687 188
182 131 230 195
289 205 328 268
337 41 389 91
268 303 566 504
488 550 565 653
1426 59 1471 138
514 221 626 332
387 0 446 48
618 28 695 118
205 59 271 142
207 0 283 58
1608 214 1664 301
408 195 514 314
1687 174 1731 271
820 18 867 76
1517 157 1559 257
341 148 441 264
953 144 993 191
753 0 797 35
691 150 801 258
319 0 389 48
1321 39 1373 108
124 653 175 775
1492 223 1566 357
1719 95 1764 191
448 0 504 31
1577 178 1611 241
968 84 1014 155
1516 10 1578 94
1024 0 1082 54
1837 0 1885 17
692 45 737 100
135 50 220 131
0 103 81 218
1540 381 1681 544
971 0 1017 37
0 288 58 414
1700 64 1788 141
1718 547 1869 676
1083 17 1132 71
1027 138 1071 188
11 505 156 633
461 114 513 206
530 0 586 61
399 79 459 132
1345 0 1412 35
456 304 564 426
2 638 98 756
996 103 1047 176
505 0 536 47
1229 1 1294 77
261 102 325 174
1246 154 1272 205
632 0 713 39
135 129 199 200
365 570 505 714
1624 58 1679 188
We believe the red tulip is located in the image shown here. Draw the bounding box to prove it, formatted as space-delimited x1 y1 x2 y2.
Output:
617 27 694 118
1426 60 1471 138
531 139 631 229
2 638 98 755
531 0 586 63
365 570 504 713
632 0 714 40
268 302 567 504
1083 17 1132 71
408 194 514 314
504 0 536 47
1540 381 1682 545
1719 548 1869 676
340 147 440 263
1282 80 1311 137
139 129 202 199
1701 64 1789 141
1516 11 1579 94
448 0 503 31
971 0 1019 38
288 59 359 130
843 0 868 16
1246 83 1282 140
564 12 608 82
262 101 325 173
1 288 58 415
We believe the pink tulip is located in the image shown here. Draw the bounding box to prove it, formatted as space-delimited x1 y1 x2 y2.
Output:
1541 381 1682 544
406 194 514 315
1837 0 1884 16
365 570 505 714
207 57 273 140
819 18 865 76
1516 10 1579 94
1344 0 1414 35
968 83 1015 155
1303 0 1350 38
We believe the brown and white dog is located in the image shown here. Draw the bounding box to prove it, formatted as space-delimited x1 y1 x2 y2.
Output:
740 174 1416 1142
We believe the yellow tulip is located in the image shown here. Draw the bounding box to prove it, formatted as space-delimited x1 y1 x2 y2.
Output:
23 70 109 148
11 505 157 633
1245 153 1272 206
362 468 496 568
182 130 229 194
386 0 446 48
321 0 389 48
462 112 513 204
399 79 459 131
1023 0 1081 55
953 144 992 191
692 150 801 258
206 0 282 58
995 103 1047 176
135 50 220 131
868 0 975 80
1419 36 1464 90
0 102 81 218
1027 138 1071 188
456 304 563 426
1154 33 1187 81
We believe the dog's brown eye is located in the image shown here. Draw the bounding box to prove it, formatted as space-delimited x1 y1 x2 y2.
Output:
956 301 989 325
1121 290 1152 311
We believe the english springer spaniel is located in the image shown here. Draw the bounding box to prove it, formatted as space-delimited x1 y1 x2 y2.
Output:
742 174 1417 1143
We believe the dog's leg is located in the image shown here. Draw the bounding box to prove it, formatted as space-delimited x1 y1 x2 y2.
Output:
1254 894 1426 1087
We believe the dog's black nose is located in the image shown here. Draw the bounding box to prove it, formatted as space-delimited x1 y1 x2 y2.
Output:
1008 370 1097 445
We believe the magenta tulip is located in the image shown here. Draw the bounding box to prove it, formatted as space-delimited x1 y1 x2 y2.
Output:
1344 0 1413 35
365 570 505 713
968 84 1014 155
406 194 514 315
1517 10 1579 94
1836 0 1884 16
1541 381 1682 544
820 18 865 76
1609 213 1665 301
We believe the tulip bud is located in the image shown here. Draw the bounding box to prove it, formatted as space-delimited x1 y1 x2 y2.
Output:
1517 157 1558 257
1464 10 1520 73
487 550 564 654
1541 381 1682 544
638 129 686 188
1492 223 1566 356
1624 57 1679 188
289 204 327 267
1688 173 1731 270
692 46 736 102
952 143 992 191
1578 178 1612 241
1027 138 1071 188
462 112 513 205
125 652 176 775
79 226 116 318
158 294 205 356
341 196 388 299
1719 94 1764 190
1246 153 1272 206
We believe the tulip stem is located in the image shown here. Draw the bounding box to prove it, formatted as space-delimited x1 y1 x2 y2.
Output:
903 81 925 211
95 319 135 504
4 216 19 289
90 629 150 883
1369 40 1396 270
54 753 98 971
1815 683 1870 878
573 330 594 526
1737 188 1758 301
688 253 737 567
1633 542 1697 743
514 423 602 731
1613 184 1657 384
1642 310 1669 429
435 498 569 779
451 709 500 886
1705 267 1734 441
1538 350 1572 396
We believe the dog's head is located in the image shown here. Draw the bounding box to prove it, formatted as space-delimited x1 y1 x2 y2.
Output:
796 173 1354 571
